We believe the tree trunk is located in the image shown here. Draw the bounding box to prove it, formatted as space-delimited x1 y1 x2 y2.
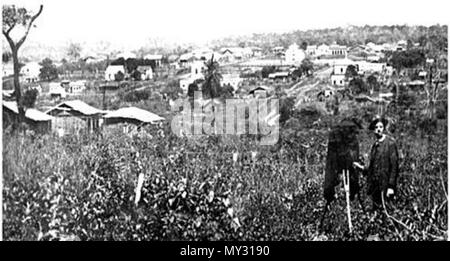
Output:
12 47 25 130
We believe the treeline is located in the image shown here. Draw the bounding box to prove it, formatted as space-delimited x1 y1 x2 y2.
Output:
210 25 448 50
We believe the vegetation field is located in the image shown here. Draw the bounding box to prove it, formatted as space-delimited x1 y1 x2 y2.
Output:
3 99 447 241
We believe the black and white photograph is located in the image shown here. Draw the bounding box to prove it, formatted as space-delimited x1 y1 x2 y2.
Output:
1 0 448 243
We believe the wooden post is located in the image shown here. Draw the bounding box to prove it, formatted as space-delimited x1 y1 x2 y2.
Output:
342 169 353 233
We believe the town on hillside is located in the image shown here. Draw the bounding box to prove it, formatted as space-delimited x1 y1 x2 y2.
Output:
1 2 448 243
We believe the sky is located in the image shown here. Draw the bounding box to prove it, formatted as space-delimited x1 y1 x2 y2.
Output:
2 0 450 49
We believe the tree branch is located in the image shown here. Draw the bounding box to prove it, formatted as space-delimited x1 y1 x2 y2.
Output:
16 5 43 49
2 30 16 51
3 22 16 35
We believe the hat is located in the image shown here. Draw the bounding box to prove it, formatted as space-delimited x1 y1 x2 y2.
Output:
368 116 388 131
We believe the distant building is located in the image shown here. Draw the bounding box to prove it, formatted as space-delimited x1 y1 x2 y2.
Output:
356 61 386 74
220 47 252 61
179 60 207 92
268 71 290 81
137 65 153 80
306 45 317 56
20 62 41 83
329 44 347 57
285 43 305 66
249 46 263 57
272 46 285 55
221 73 242 91
330 58 357 86
68 80 86 93
49 82 67 99
395 40 408 51
105 65 125 81
144 54 163 67
316 44 330 56
248 85 273 97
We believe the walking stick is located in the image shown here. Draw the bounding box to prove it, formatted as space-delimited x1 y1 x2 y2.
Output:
342 169 353 233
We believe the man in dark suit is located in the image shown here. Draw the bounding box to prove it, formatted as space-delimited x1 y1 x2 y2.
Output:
353 117 400 210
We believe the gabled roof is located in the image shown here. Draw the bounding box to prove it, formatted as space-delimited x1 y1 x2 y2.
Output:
104 107 164 123
248 85 273 94
45 100 105 116
3 101 54 122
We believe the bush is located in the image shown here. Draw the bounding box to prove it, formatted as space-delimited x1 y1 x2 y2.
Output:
118 89 152 103
115 71 125 82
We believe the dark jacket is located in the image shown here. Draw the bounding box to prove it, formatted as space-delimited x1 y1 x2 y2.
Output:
365 135 399 195
324 123 361 202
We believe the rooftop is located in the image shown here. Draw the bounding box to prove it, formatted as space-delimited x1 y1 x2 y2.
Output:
104 107 164 124
3 101 54 122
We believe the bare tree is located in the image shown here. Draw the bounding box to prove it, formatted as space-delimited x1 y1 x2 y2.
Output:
2 4 43 128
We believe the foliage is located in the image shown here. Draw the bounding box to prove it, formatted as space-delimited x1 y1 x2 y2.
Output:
39 58 58 81
2 103 447 241
301 41 308 51
187 82 200 98
349 78 368 95
279 97 295 126
261 66 276 78
21 88 39 109
345 65 358 79
300 59 314 76
118 89 151 103
389 49 426 71
367 74 380 93
162 80 183 100
131 70 142 81
114 71 125 82
202 56 222 99
210 25 447 53
66 42 82 62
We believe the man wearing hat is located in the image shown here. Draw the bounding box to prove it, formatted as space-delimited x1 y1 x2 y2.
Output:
353 116 399 210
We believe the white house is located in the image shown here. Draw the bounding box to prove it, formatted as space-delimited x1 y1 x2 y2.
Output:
396 40 408 51
144 54 163 67
249 46 263 57
20 62 41 83
137 65 153 80
329 44 347 56
221 73 242 90
179 60 207 92
68 80 86 93
285 43 305 66
272 46 285 54
330 58 357 86
356 61 386 74
105 65 125 81
306 45 317 56
316 44 330 56
49 82 67 98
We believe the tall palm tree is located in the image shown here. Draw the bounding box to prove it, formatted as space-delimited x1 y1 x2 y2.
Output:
202 55 222 99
